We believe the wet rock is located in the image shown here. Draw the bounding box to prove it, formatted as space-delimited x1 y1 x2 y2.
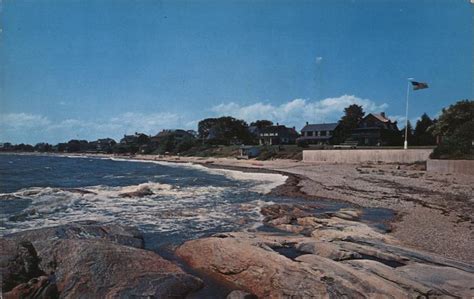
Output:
40 239 203 298
5 221 145 250
226 290 258 299
4 222 203 298
260 204 309 222
330 208 363 221
119 186 154 197
4 275 59 299
0 239 44 292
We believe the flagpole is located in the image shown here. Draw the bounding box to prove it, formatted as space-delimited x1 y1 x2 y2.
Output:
404 78 413 150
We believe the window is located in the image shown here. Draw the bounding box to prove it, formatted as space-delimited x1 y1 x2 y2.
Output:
320 131 327 136
307 131 313 137
328 131 333 136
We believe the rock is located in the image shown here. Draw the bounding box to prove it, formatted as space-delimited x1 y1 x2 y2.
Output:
119 186 154 198
226 290 258 299
4 275 59 299
331 208 363 221
176 231 474 298
310 217 394 243
0 239 44 292
395 263 474 298
297 254 421 297
274 224 305 234
176 233 329 298
4 222 203 298
40 239 203 298
296 241 359 261
5 221 145 250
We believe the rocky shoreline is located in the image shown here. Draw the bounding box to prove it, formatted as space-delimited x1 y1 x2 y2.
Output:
2 153 473 298
2 212 473 298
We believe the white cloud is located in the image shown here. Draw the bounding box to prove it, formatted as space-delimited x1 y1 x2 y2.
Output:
315 56 323 64
0 111 194 144
0 113 51 128
212 95 388 128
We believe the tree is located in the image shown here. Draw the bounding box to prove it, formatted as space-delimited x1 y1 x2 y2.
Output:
250 120 273 130
413 113 436 146
431 100 474 159
198 116 253 145
432 100 474 136
333 104 365 143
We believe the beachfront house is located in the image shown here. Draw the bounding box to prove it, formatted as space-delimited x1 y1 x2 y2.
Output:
96 138 116 153
351 112 400 146
259 124 299 145
297 122 339 145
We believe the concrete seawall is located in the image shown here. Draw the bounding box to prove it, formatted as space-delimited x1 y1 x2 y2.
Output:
303 149 432 164
427 159 474 175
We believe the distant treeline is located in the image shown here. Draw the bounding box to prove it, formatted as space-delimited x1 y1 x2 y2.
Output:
1 100 472 159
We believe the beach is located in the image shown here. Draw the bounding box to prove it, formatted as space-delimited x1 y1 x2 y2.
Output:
2 153 473 298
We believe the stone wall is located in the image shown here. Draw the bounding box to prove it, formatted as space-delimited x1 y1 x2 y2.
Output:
427 159 474 175
302 149 432 164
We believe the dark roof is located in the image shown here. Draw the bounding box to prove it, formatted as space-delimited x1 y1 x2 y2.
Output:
301 123 338 132
260 125 297 135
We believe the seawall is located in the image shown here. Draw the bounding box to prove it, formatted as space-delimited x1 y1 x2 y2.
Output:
427 159 474 175
302 149 432 164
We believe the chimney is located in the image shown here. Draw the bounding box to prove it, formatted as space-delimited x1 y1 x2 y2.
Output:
306 121 309 125
380 112 386 118
276 122 279 126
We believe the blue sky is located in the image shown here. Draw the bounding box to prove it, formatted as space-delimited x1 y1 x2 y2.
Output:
1 0 472 144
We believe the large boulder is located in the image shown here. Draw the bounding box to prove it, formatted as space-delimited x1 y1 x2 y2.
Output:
5 220 144 250
176 233 329 298
176 230 474 298
3 222 203 298
39 239 202 298
0 239 44 292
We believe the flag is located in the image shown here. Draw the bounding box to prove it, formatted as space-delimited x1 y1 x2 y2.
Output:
411 81 429 90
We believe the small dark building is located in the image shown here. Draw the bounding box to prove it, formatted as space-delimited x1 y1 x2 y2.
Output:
298 122 339 145
351 112 400 146
259 124 298 145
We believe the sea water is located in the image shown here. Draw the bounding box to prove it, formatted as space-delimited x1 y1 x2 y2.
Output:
0 154 393 251
0 154 290 247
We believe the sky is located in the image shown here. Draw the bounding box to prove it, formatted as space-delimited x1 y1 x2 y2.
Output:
1 0 473 144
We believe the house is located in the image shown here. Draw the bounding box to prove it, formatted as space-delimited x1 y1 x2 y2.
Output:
120 133 149 145
96 138 116 152
259 124 298 145
297 122 339 145
351 112 400 146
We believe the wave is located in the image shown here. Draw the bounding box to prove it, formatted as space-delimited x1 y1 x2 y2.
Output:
108 157 288 194
1 182 273 236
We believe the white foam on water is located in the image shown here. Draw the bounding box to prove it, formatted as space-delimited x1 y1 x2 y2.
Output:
2 155 288 237
108 157 288 194
1 181 279 236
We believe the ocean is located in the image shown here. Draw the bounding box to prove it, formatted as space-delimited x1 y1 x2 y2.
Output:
0 154 299 248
